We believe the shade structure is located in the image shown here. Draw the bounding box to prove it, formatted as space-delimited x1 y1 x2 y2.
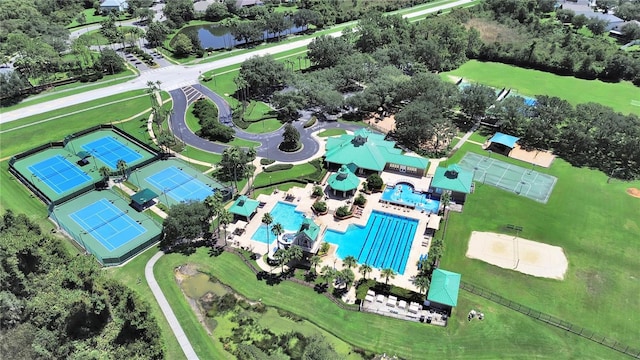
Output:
229 195 260 218
431 165 473 194
488 132 520 149
130 188 158 206
77 151 92 159
427 268 461 307
426 215 441 230
328 165 360 193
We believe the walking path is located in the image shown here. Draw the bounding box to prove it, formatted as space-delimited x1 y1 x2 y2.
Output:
146 252 199 360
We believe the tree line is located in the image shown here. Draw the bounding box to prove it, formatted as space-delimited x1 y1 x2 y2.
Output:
0 211 164 359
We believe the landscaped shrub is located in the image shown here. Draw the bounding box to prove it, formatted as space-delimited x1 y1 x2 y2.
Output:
335 205 352 218
354 193 366 206
312 201 327 213
366 173 384 191
264 163 293 172
260 158 275 165
303 116 317 128
312 185 324 197
319 242 330 255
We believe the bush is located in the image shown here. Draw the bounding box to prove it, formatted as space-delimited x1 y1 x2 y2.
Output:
264 163 293 172
366 173 384 191
303 116 317 128
354 193 366 206
335 205 351 218
312 201 327 213
260 158 275 165
312 185 324 197
319 242 330 255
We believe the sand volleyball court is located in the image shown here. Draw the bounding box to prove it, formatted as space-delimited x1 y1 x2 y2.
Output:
466 231 568 280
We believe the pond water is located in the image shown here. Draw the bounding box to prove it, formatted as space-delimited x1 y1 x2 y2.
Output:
173 22 307 50
180 272 228 299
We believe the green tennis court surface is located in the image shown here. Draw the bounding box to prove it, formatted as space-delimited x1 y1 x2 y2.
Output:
69 198 146 251
28 154 92 194
146 166 214 203
82 136 143 169
458 152 557 203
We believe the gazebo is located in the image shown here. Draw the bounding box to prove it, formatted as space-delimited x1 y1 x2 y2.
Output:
130 188 158 211
486 132 520 156
77 151 92 166
426 268 461 315
327 165 360 197
229 195 260 221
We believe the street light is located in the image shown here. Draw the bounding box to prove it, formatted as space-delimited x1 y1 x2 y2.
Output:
79 231 88 254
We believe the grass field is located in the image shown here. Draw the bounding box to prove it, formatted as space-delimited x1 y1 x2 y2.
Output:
442 60 640 115
317 129 347 137
148 248 621 359
441 141 640 347
254 163 317 188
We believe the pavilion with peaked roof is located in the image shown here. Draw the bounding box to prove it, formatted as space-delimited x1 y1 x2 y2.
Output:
325 129 429 177
431 164 474 204
486 132 520 156
229 195 260 221
294 218 321 253
327 165 360 197
427 268 461 314
130 188 158 211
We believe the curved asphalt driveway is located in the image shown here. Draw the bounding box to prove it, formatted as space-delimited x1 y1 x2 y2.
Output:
169 86 363 162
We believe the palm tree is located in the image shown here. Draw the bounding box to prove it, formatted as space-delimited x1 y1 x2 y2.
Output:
99 166 111 182
381 268 396 285
116 159 128 180
412 275 430 296
219 209 233 246
359 263 373 280
319 265 335 285
261 213 273 253
204 192 223 227
337 268 355 288
271 222 284 244
343 255 357 269
310 255 321 272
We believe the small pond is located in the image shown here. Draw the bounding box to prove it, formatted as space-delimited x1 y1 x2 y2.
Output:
173 22 307 50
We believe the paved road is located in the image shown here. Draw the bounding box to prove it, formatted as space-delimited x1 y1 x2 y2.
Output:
145 251 199 360
0 0 474 124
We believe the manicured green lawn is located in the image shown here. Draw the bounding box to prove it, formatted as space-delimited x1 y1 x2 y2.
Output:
67 9 129 28
468 132 488 143
180 145 222 165
152 249 620 359
441 142 640 346
442 60 640 115
184 102 201 134
0 91 158 157
254 163 317 187
245 119 283 133
317 129 347 137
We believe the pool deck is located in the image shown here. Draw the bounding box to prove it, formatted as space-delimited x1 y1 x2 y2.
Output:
227 181 439 294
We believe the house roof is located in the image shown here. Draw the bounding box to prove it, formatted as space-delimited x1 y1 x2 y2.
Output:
427 268 461 307
489 132 519 148
298 217 320 242
325 128 428 172
77 151 92 159
229 195 260 217
431 164 473 194
100 0 127 8
328 165 360 192
131 188 158 205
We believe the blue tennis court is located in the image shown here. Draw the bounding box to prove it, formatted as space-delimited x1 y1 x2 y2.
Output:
82 136 142 169
28 155 92 194
70 199 146 251
146 166 213 203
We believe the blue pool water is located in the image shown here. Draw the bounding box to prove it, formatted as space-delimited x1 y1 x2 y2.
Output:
381 183 440 214
324 211 418 275
251 202 305 244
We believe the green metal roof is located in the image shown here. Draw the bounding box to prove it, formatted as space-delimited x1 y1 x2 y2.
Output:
328 165 360 192
130 188 158 205
229 195 260 217
325 129 428 172
431 164 473 194
77 151 92 159
427 268 461 307
299 217 320 242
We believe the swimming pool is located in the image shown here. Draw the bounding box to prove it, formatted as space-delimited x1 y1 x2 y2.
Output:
324 211 418 275
251 202 305 244
381 183 440 214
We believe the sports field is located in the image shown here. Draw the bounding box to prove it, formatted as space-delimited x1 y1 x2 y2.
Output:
52 190 162 266
457 152 557 203
69 129 155 169
129 159 226 207
442 60 640 115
